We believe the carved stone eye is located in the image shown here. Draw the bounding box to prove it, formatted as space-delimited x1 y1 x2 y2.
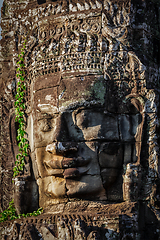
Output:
38 118 52 132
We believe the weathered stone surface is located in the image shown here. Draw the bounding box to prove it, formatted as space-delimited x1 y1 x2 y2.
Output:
119 114 141 141
33 87 58 113
66 175 106 199
14 176 39 215
58 75 106 111
38 176 66 199
34 73 61 91
107 170 123 202
1 202 159 240
75 109 119 141
99 142 123 168
0 0 160 239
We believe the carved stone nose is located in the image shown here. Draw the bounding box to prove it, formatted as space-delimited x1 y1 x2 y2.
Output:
46 142 78 155
46 143 58 155
52 114 70 142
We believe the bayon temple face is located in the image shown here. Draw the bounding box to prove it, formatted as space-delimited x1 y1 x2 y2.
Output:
7 0 158 210
29 69 144 208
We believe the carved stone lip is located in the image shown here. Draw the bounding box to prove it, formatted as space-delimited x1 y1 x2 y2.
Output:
44 156 90 178
44 156 90 169
63 166 89 179
44 169 64 177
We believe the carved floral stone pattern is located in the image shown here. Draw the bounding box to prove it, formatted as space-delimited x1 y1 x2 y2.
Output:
0 0 160 239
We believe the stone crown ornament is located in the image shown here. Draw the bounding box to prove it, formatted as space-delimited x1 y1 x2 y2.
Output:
22 0 132 82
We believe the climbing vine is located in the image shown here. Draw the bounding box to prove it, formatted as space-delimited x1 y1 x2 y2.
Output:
13 39 29 178
0 39 43 223
0 200 43 223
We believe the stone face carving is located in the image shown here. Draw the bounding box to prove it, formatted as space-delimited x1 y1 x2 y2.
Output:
29 74 143 208
3 0 157 211
21 0 151 209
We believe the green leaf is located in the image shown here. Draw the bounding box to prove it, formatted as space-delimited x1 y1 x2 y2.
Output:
15 115 18 122
14 101 19 107
19 166 23 171
18 118 23 124
13 166 18 171
33 212 38 216
16 153 22 158
17 87 21 92
21 138 27 143
21 159 25 165
21 156 25 161
18 142 23 148
13 172 17 178
15 93 20 98
17 128 21 134
22 85 26 90
19 147 23 152
24 144 29 150
19 63 25 68
23 147 28 153
19 125 25 130
20 92 24 97
22 103 25 109
19 112 24 117
18 97 23 103
17 135 21 142
15 108 19 114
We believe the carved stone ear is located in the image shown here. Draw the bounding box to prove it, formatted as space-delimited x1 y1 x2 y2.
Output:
126 94 145 165
126 94 145 114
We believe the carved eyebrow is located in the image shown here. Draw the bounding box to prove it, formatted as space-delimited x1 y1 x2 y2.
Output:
37 103 58 115
36 107 59 120
72 106 104 115
59 101 104 112
37 113 59 122
37 113 52 120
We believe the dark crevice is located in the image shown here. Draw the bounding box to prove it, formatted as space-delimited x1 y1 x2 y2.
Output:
37 0 46 5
